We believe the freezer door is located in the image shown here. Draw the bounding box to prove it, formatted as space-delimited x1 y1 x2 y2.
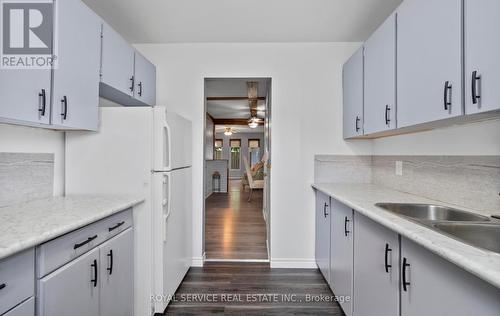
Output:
153 107 192 171
152 168 192 313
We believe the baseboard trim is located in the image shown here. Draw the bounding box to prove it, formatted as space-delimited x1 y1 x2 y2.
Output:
204 258 270 263
270 258 317 269
191 256 204 267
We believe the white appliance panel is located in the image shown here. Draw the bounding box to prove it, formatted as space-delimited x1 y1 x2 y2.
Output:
153 108 192 171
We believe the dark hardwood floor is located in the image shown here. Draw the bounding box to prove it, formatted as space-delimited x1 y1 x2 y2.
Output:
205 180 268 260
164 262 344 315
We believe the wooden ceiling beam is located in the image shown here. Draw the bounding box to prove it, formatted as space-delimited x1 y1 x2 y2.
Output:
206 96 266 101
213 118 264 126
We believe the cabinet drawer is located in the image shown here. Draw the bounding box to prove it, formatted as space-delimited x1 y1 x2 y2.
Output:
96 208 133 241
0 249 35 315
37 209 133 278
2 297 34 316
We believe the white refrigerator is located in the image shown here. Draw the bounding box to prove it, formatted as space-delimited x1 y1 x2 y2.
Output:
65 106 192 315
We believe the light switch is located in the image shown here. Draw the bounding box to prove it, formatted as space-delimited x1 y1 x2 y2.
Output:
395 161 403 176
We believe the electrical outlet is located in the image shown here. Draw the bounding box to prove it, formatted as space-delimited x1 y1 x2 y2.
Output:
395 161 403 176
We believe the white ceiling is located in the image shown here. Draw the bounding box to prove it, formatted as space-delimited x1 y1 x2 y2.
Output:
206 78 269 119
82 0 402 43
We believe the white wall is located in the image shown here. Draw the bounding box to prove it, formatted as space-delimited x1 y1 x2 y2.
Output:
135 42 372 267
372 119 500 155
0 124 65 196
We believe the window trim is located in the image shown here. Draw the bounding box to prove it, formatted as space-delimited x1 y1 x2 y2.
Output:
229 138 241 170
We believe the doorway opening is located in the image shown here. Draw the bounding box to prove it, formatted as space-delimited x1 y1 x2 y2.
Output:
203 78 272 262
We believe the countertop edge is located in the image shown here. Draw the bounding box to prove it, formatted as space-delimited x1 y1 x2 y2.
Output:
0 197 145 261
312 183 500 290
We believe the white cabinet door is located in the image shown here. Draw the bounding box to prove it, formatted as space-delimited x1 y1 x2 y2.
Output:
100 229 134 316
401 237 500 316
51 0 101 130
315 191 330 282
330 199 353 316
0 69 51 126
397 0 463 127
343 47 364 139
364 13 396 134
465 0 500 114
353 213 399 316
100 22 135 98
134 52 156 106
38 247 100 316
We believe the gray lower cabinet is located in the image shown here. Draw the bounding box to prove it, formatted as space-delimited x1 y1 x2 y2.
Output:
3 298 34 316
342 47 364 139
51 0 101 130
397 0 463 127
363 13 396 134
38 247 100 316
353 214 399 316
464 0 500 115
100 229 134 316
37 227 134 316
315 191 331 282
330 199 353 316
400 237 500 316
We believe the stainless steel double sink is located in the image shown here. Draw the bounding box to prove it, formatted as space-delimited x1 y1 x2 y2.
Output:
375 203 500 254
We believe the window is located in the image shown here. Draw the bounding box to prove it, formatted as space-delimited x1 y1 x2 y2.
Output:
248 139 261 166
214 139 223 160
230 139 241 170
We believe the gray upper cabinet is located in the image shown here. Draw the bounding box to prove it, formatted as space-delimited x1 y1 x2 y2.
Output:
343 47 364 139
0 69 51 127
401 237 500 316
397 0 463 128
330 199 353 316
354 214 399 316
100 229 134 316
465 0 500 115
364 13 396 134
51 0 101 131
100 22 135 102
38 247 100 316
134 52 156 106
315 191 331 283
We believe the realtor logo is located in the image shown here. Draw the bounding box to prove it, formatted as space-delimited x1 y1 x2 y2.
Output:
1 0 56 69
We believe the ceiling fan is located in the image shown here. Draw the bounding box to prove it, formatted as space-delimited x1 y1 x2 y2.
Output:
223 127 237 136
247 82 265 128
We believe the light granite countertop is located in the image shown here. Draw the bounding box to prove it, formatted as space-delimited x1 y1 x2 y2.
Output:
0 195 144 260
312 183 500 289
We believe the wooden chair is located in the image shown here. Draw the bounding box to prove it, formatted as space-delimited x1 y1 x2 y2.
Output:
243 156 264 202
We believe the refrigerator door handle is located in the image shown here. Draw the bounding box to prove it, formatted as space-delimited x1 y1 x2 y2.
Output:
163 123 172 171
163 173 172 242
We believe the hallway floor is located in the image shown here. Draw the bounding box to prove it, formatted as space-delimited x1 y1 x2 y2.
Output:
164 262 344 315
205 180 268 260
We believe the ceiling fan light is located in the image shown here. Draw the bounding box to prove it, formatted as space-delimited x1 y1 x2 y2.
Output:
224 127 233 136
248 117 259 128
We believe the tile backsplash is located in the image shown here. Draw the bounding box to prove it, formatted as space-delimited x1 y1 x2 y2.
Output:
315 155 500 214
0 153 54 207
